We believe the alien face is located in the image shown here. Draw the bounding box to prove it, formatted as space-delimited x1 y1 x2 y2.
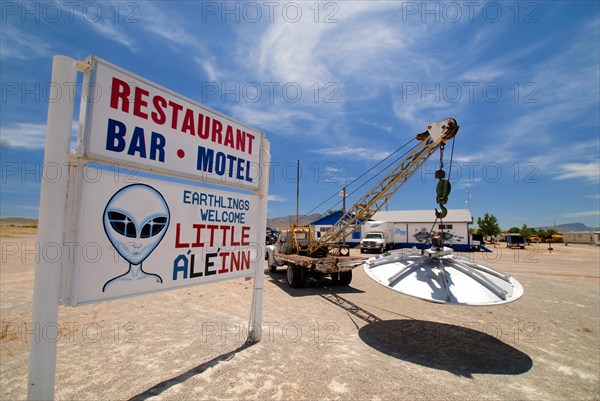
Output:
413 228 431 242
103 184 170 265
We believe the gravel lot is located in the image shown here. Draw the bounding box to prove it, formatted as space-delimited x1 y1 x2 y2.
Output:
1 231 599 400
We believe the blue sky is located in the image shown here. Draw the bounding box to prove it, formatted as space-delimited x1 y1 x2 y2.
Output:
1 1 599 229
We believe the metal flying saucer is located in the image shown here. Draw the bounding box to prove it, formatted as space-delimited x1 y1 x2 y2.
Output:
363 247 523 306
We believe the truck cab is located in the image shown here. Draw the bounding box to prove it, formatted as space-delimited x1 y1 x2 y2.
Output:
470 233 484 251
266 227 311 271
360 232 386 253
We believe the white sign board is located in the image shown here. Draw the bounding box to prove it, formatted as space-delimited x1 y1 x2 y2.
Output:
29 55 269 400
82 57 262 190
64 165 261 305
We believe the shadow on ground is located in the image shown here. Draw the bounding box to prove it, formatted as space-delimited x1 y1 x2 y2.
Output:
128 341 255 400
266 268 365 297
358 319 533 378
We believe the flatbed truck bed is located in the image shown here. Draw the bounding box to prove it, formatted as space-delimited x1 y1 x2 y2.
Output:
269 251 365 288
273 253 364 273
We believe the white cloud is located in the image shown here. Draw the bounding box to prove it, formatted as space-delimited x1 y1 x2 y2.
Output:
195 57 220 81
268 195 287 202
452 155 480 164
384 17 600 177
88 19 137 52
356 119 392 133
460 66 506 81
232 3 453 151
0 24 52 60
143 22 189 46
256 2 415 88
1 7 138 59
227 104 317 136
316 146 391 161
392 99 453 126
479 21 599 158
138 3 205 52
554 163 600 182
0 123 47 149
456 177 482 189
453 139 600 184
257 16 332 85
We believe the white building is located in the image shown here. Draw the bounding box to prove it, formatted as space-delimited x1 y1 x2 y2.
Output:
310 210 364 245
372 209 474 252
562 232 600 245
310 209 476 251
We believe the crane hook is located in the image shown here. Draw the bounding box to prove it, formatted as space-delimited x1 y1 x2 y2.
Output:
434 171 451 220
435 204 448 219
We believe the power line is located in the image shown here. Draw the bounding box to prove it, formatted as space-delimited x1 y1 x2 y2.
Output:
301 137 417 218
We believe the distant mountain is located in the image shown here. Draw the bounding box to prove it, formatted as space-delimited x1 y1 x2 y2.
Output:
267 214 322 229
536 223 598 232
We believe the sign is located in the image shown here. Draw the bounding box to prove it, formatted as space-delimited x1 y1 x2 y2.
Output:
63 165 261 305
82 57 262 189
29 55 269 400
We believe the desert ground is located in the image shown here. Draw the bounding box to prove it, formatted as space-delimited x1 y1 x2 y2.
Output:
1 226 599 400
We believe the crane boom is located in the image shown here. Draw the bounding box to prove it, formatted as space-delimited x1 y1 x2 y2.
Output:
309 118 459 255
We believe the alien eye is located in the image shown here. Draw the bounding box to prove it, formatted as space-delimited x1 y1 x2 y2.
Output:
107 211 137 238
140 216 168 239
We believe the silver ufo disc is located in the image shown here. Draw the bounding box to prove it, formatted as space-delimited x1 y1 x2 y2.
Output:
363 247 524 306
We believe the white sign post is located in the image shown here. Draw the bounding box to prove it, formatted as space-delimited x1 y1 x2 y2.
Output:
27 55 79 401
28 56 269 400
248 139 270 341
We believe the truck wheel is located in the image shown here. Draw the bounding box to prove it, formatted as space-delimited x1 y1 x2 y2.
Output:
331 271 352 286
269 264 277 273
287 264 306 288
360 248 365 254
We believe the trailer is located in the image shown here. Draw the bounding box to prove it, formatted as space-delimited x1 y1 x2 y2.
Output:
506 233 526 249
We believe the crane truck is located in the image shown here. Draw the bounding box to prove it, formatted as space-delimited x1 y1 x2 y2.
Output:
267 118 459 288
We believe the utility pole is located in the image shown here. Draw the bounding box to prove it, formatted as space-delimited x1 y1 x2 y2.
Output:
339 186 347 247
295 159 300 227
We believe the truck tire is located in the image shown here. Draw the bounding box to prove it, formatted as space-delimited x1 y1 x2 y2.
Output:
269 264 277 273
331 270 352 286
287 264 306 288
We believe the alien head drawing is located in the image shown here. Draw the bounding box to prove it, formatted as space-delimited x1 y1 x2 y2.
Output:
102 184 170 292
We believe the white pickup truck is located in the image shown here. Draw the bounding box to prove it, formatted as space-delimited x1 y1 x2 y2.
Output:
359 221 394 253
